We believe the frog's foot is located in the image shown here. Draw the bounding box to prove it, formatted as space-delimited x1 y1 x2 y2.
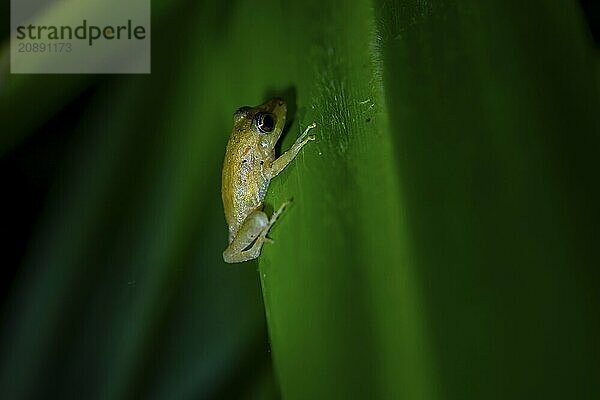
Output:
299 122 317 143
270 200 291 226
257 200 290 242
222 201 291 263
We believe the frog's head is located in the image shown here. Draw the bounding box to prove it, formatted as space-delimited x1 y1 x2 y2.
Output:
233 98 287 149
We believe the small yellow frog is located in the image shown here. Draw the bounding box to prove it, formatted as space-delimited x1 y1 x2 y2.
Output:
221 98 316 263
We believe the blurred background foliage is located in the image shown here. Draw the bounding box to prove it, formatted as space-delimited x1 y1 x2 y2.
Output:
0 1 599 399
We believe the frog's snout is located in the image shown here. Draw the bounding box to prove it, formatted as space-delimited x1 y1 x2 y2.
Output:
263 97 286 112
268 97 284 106
275 98 286 116
262 98 285 121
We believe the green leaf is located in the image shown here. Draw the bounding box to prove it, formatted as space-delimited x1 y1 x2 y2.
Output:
258 0 599 399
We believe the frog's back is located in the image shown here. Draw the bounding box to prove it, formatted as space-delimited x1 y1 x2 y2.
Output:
222 131 270 240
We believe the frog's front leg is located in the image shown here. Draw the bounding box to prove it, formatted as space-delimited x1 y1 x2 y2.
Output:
267 122 317 179
222 201 290 263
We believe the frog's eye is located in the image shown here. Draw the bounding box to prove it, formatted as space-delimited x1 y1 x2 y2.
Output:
254 112 276 134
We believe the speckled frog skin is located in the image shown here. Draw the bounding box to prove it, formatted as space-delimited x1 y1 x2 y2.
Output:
221 98 316 263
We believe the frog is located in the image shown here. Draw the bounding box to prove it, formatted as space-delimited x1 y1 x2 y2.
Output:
221 97 316 263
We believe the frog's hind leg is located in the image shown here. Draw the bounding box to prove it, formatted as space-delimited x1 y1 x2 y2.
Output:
222 201 290 263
